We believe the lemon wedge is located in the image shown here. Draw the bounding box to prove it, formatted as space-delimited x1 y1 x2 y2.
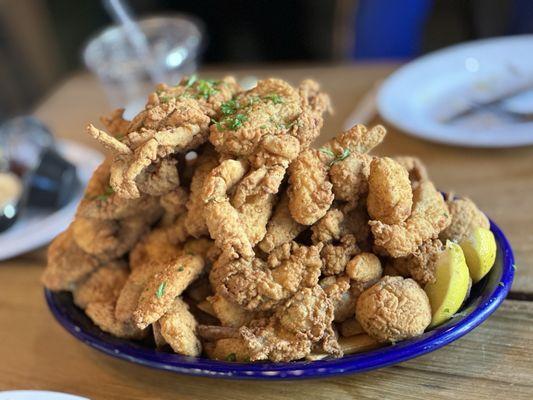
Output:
424 241 470 327
460 227 497 283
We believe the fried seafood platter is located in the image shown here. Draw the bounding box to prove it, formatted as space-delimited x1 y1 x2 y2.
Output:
43 76 501 366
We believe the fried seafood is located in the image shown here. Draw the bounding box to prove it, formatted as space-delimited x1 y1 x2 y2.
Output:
71 214 157 262
77 158 161 220
390 239 444 285
133 252 207 329
42 229 101 291
356 276 432 343
88 76 240 199
210 242 323 311
440 196 490 243
394 156 428 187
157 298 202 356
287 124 386 225
42 75 490 363
258 193 305 253
370 181 451 257
367 157 413 225
73 261 128 309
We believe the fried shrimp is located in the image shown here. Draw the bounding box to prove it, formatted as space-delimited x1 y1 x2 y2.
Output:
370 181 451 257
288 124 386 225
367 157 413 225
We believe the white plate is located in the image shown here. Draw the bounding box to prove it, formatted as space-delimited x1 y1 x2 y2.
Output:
0 391 88 400
377 35 533 147
0 140 103 261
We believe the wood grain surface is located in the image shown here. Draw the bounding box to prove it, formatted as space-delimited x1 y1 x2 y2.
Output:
0 64 530 399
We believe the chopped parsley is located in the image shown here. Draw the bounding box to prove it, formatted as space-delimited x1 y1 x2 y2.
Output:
156 281 167 299
196 79 220 99
225 353 237 362
319 147 335 158
319 147 351 166
220 99 239 115
95 185 114 201
259 125 267 129
177 266 184 272
215 113 248 131
264 93 284 104
159 95 171 103
186 74 197 88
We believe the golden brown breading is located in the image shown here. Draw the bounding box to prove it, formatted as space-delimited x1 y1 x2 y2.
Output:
77 159 161 220
370 181 451 257
293 79 332 148
320 234 359 276
210 242 323 311
237 286 340 362
329 153 372 203
42 229 101 291
71 215 153 262
393 156 428 187
258 193 305 253
288 124 386 226
390 239 444 285
134 157 180 197
356 276 431 343
86 301 146 339
73 261 129 309
183 149 219 238
88 76 240 199
157 297 202 356
208 294 256 328
440 196 490 243
287 148 334 225
100 108 130 136
367 157 413 225
133 253 206 329
346 252 382 284
209 78 302 157
202 159 253 261
129 227 183 271
159 187 188 226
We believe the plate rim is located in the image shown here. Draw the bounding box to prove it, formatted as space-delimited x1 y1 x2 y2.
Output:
44 219 514 380
377 34 533 148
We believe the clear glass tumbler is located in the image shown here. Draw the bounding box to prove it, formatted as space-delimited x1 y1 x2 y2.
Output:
83 14 203 117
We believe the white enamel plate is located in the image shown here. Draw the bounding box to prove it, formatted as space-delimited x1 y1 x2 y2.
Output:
377 35 533 147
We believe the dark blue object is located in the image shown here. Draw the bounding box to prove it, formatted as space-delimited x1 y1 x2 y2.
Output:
352 0 433 59
45 219 514 380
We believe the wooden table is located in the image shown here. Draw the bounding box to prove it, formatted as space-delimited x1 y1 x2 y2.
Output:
1 64 532 399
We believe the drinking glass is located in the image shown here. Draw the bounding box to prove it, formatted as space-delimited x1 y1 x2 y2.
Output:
83 15 203 117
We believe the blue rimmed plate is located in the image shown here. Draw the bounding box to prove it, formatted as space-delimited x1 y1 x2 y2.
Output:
45 219 514 379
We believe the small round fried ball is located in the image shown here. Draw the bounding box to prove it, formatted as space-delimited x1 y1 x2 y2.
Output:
346 252 382 283
356 276 431 343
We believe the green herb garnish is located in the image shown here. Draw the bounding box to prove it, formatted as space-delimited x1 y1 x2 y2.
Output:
178 266 184 272
220 99 239 115
264 93 284 104
225 353 236 362
159 95 171 103
329 148 351 166
196 79 220 99
319 147 335 157
156 281 167 299
228 113 247 129
186 74 197 88
95 185 114 201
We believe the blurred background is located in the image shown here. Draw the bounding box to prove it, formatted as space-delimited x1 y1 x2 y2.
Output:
2 0 533 121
